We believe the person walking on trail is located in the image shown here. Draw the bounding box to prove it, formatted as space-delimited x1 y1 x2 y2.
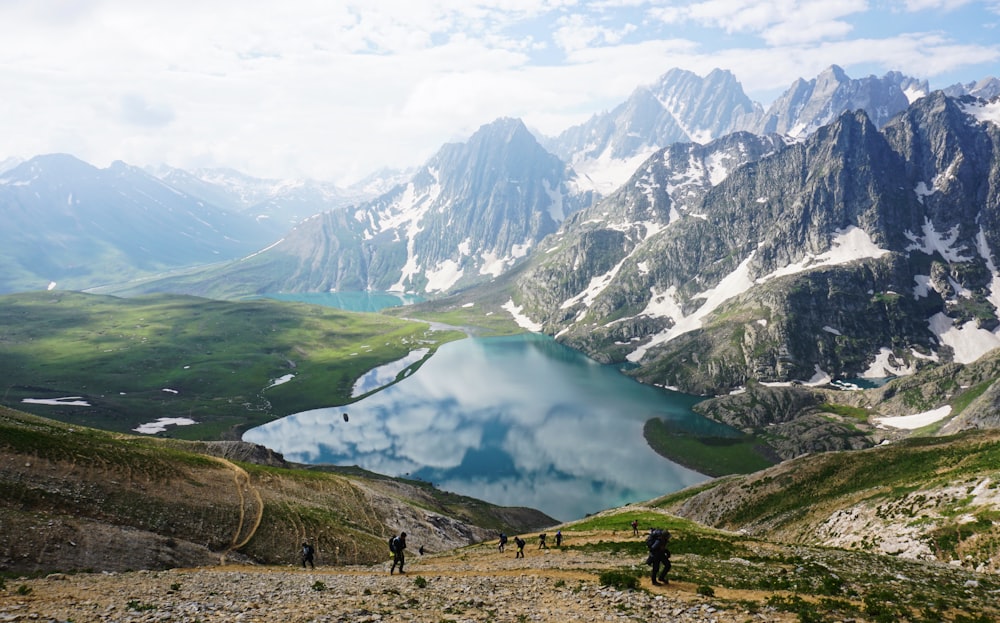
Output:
538 533 547 549
300 541 315 569
631 519 639 536
498 532 508 553
646 528 671 585
514 536 526 558
555 530 562 547
389 532 407 575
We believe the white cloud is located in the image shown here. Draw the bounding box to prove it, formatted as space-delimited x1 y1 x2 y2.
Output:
0 1 996 183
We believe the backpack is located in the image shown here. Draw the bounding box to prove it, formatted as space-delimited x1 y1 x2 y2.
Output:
389 536 399 553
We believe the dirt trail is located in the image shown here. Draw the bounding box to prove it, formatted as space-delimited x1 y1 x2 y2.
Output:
208 456 264 563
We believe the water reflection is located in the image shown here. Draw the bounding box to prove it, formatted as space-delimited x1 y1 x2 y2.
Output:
245 334 717 521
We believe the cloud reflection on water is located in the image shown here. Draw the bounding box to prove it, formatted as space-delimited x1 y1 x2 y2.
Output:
245 334 710 521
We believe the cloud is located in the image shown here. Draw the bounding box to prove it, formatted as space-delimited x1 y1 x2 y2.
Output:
648 0 868 45
118 93 175 127
0 1 997 182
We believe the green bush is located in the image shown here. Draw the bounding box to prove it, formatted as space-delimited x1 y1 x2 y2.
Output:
598 569 640 591
414 576 427 589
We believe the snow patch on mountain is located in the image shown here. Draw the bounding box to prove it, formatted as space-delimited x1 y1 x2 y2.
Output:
962 99 1000 126
928 312 1000 364
627 252 756 363
762 226 889 282
862 347 917 378
572 147 656 196
503 298 542 332
626 227 889 363
905 218 972 262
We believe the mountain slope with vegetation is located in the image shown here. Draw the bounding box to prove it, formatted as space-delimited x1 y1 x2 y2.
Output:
3 407 998 622
0 406 553 574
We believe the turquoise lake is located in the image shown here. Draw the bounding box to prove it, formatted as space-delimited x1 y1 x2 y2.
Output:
244 293 727 521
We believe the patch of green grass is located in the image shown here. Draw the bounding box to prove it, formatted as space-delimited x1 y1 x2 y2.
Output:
818 403 868 421
643 418 774 476
598 569 641 591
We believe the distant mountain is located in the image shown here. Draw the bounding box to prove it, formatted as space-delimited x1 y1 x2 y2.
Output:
543 68 763 195
0 154 278 293
150 166 376 236
510 91 1000 395
942 76 1000 99
547 65 928 195
126 118 595 298
753 65 927 136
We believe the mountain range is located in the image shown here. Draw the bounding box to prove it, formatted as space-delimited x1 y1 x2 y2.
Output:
4 65 1000 403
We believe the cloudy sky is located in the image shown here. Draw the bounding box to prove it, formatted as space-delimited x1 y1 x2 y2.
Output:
1 1 998 185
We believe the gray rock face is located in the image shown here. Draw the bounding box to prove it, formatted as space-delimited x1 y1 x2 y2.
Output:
513 91 1000 395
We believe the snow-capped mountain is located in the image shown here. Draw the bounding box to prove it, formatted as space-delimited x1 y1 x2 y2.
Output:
543 68 763 196
510 92 1000 395
547 65 929 196
127 118 595 298
753 65 927 137
0 154 278 293
942 76 1000 100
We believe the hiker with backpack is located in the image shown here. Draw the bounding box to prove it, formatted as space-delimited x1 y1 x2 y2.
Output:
498 532 508 553
389 532 407 574
300 541 315 569
514 536 525 558
645 528 671 585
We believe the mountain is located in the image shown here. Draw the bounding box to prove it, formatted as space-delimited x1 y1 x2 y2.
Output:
943 75 1000 99
123 118 595 298
546 65 927 195
507 91 1000 397
150 165 376 236
0 155 279 293
543 68 763 195
753 65 927 137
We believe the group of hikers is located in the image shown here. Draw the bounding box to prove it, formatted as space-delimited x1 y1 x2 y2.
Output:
298 520 670 585
497 529 563 557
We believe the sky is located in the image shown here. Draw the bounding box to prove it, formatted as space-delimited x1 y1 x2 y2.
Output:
1 1 998 186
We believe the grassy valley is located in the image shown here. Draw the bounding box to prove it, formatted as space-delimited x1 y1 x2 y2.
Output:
0 291 465 439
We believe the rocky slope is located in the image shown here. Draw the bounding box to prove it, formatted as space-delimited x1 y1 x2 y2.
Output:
509 91 1000 399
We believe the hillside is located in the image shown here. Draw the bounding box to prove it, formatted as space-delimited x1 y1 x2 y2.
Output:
0 407 552 574
3 458 998 621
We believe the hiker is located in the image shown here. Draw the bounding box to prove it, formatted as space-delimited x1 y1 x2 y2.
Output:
389 531 407 574
419 545 426 556
538 533 547 549
555 530 562 547
498 532 508 553
301 541 315 569
645 528 671 585
514 536 525 558
631 519 639 536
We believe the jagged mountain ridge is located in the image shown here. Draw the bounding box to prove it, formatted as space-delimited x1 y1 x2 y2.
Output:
0 155 278 293
545 65 932 195
511 92 1000 395
128 118 595 297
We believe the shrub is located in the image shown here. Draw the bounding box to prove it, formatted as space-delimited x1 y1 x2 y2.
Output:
414 576 427 589
696 584 715 597
598 569 640 591
311 580 326 592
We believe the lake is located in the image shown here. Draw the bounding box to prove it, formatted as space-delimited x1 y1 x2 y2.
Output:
245 294 727 521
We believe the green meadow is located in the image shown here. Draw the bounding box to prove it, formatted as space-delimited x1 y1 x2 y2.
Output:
0 291 465 439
